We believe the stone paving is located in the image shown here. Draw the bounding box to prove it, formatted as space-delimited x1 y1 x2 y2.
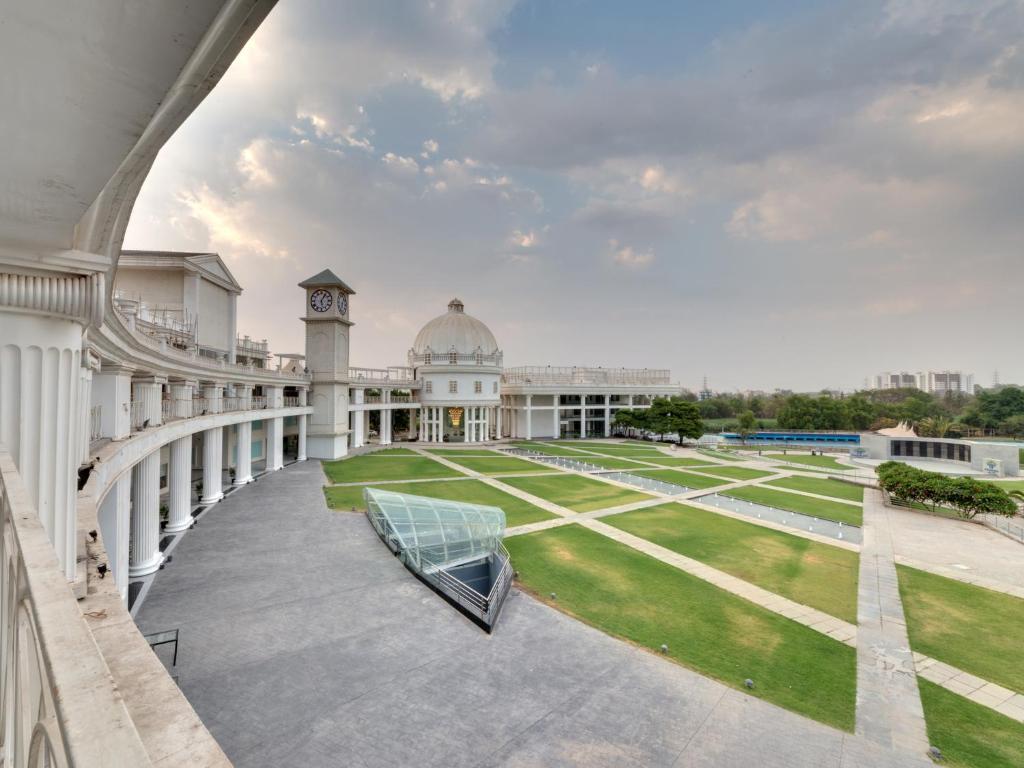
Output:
855 491 929 757
134 461 929 768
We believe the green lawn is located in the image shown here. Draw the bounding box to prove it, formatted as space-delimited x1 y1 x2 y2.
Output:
771 465 834 475
505 525 856 730
322 455 460 483
511 441 594 456
764 453 850 471
765 476 864 503
369 447 419 455
323 479 556 527
439 455 559 475
990 479 1024 493
695 466 774 481
499 474 653 513
640 456 721 467
698 449 743 462
605 503 859 622
723 486 863 526
918 679 1024 768
553 441 663 457
898 565 1024 694
632 469 729 490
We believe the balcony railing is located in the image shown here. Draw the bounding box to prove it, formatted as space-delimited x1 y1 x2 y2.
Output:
502 366 672 386
0 451 151 766
408 351 503 367
283 396 300 407
348 366 418 385
129 399 145 430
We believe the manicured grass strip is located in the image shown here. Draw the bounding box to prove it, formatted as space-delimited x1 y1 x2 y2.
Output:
606 503 859 622
695 466 773 481
724 486 863 527
439 455 560 475
898 565 1024 694
323 455 460 483
918 679 1024 768
765 476 864 503
641 456 722 467
511 441 594 457
632 469 729 490
698 449 742 462
771 465 834 475
499 474 653 513
505 525 856 730
990 479 1024 493
323 479 555 527
368 447 419 455
764 453 850 470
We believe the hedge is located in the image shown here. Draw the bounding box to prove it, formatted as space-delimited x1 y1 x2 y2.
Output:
875 461 1017 519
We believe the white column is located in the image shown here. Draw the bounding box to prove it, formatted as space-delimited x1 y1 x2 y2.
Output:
201 427 224 503
298 387 308 406
203 382 224 414
0 312 87 579
93 364 134 441
353 389 365 448
580 398 587 439
297 415 307 461
235 421 253 484
132 376 164 428
484 407 491 441
553 395 560 439
170 379 196 420
497 403 503 440
435 407 443 443
266 384 283 409
165 436 192 533
98 474 130 600
267 417 284 470
604 394 611 437
525 395 533 440
236 383 253 411
128 451 162 576
77 348 99 466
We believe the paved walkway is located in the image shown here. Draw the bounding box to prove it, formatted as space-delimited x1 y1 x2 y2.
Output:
855 491 929 757
134 462 927 768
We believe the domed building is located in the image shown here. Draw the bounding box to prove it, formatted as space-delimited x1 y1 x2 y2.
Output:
408 298 503 442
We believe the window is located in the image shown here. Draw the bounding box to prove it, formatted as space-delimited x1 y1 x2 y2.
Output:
424 381 432 394
492 381 498 393
449 380 458 393
449 349 458 364
475 348 483 364
474 381 482 394
424 352 431 364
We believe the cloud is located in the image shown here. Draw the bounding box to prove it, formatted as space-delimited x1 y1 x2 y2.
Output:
420 138 439 158
609 240 654 268
381 152 420 174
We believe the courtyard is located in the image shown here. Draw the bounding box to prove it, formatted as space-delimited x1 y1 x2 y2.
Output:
138 441 1024 768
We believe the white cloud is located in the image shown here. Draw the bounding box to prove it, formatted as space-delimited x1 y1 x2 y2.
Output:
609 240 654 268
421 138 439 158
507 229 538 249
381 152 420 174
237 139 276 187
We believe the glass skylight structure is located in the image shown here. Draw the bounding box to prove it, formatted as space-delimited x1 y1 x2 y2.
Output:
363 487 513 629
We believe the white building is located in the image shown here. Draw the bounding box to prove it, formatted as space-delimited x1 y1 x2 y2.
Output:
0 4 685 764
872 370 974 395
323 292 686 452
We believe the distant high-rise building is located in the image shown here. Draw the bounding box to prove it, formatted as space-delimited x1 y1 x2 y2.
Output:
698 376 714 401
872 370 973 395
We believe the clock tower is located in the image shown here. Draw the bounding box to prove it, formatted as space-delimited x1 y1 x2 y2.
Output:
299 269 354 459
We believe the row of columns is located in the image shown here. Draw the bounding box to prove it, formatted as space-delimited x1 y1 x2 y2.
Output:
508 394 644 439
349 388 419 449
99 404 309 596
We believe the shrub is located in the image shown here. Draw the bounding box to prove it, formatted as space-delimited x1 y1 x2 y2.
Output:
876 461 1016 519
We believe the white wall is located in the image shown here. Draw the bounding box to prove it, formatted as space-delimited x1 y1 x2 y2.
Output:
113 267 184 309
197 277 232 351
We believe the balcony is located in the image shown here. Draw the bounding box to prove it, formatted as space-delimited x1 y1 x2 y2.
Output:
348 366 418 385
502 366 673 386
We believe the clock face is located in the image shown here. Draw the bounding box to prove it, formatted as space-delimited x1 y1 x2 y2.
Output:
338 293 348 315
310 288 333 313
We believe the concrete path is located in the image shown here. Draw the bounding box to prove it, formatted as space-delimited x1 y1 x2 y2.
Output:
855 490 929 758
133 461 924 768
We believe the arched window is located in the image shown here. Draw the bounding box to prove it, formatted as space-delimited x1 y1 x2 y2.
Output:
448 347 458 364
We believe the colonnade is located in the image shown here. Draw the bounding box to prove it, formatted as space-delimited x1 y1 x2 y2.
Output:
94 379 310 600
502 393 653 440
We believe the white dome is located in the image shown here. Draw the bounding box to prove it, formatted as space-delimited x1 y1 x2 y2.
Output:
412 298 499 356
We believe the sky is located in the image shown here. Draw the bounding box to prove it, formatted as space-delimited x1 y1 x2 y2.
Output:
125 0 1024 393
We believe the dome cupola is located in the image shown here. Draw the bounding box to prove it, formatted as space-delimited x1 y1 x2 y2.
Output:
411 298 500 360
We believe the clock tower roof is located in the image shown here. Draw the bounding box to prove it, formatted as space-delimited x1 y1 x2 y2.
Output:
298 269 356 294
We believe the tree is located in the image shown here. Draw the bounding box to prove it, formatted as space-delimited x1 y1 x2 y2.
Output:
737 410 757 443
612 409 635 437
648 397 704 444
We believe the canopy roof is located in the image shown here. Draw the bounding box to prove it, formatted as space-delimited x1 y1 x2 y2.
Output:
363 487 505 572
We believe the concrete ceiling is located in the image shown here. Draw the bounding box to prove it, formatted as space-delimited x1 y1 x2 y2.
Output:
0 1 228 253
